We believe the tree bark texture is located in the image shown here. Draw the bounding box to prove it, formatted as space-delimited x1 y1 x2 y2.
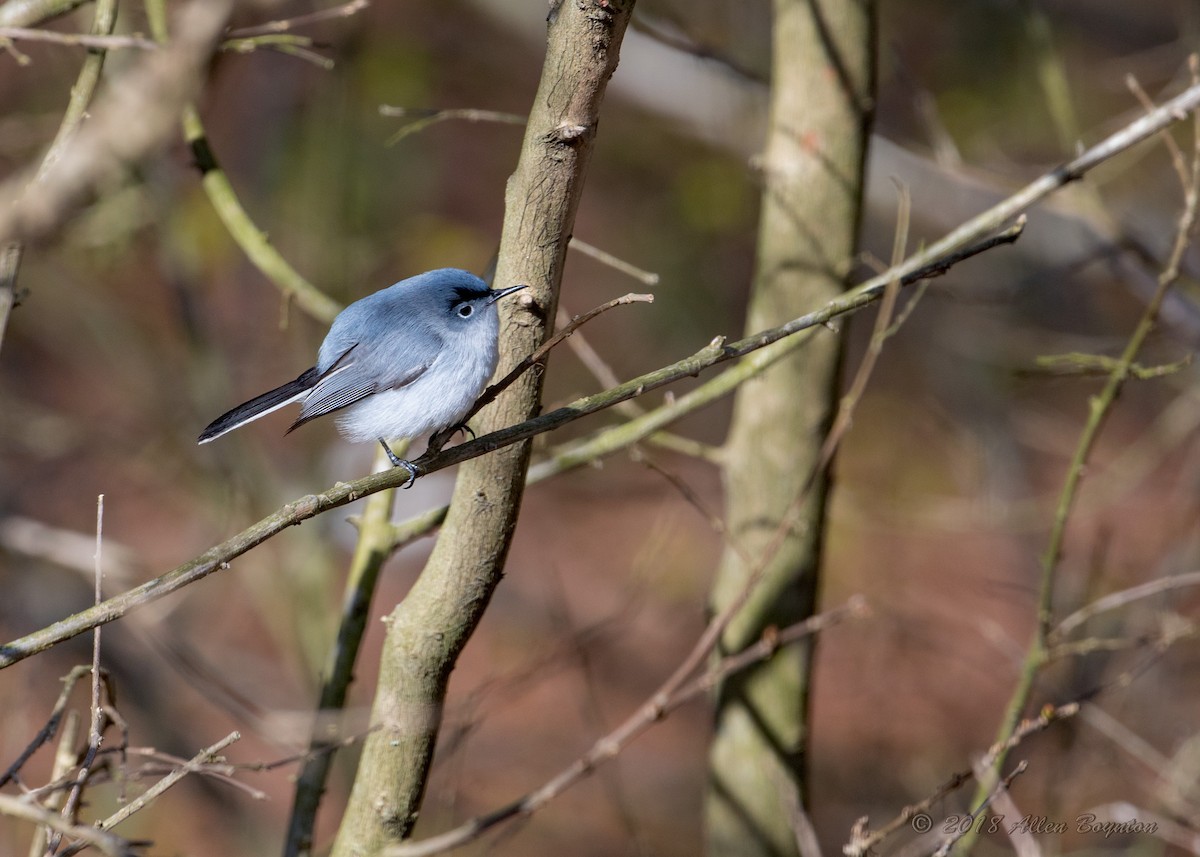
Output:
330 3 635 855
706 2 875 856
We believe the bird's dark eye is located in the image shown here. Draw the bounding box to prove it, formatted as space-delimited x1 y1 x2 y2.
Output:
456 304 473 318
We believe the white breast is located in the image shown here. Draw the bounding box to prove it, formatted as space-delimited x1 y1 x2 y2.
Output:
332 343 499 443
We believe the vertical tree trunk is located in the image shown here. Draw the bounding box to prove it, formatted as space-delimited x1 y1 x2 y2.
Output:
330 3 635 855
706 2 875 856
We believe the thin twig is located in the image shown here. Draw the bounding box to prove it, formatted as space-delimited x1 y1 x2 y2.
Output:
554 304 629 404
814 181 910 475
0 241 20 357
635 450 728 535
430 292 654 452
1022 351 1191 379
1127 73 1189 193
92 495 104 732
984 761 1041 857
630 13 763 83
0 0 91 29
57 731 242 856
1052 569 1200 639
0 26 156 50
550 303 722 463
226 0 370 38
220 34 334 70
108 745 264 799
0 664 90 787
380 106 526 146
487 292 654 399
843 772 973 857
777 769 824 857
932 762 1030 857
0 795 135 857
27 710 81 857
49 496 108 853
671 185 914 769
568 237 660 285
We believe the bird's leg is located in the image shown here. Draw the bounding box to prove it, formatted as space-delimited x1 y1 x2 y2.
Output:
378 438 419 489
427 423 475 455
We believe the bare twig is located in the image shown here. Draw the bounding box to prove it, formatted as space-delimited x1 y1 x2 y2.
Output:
380 106 526 145
814 182 910 476
226 0 370 38
843 772 973 857
550 303 724 465
932 762 1030 857
485 292 654 398
57 732 243 857
630 13 763 83
0 0 90 28
86 745 264 799
635 450 728 535
568 237 660 285
49 496 108 853
1023 351 1191 379
27 710 82 857
555 304 625 396
1053 570 1200 639
778 772 824 857
220 35 334 70
0 666 91 787
0 240 20 356
984 761 1041 857
430 292 654 452
0 26 155 50
978 702 1080 776
0 795 136 857
1127 73 1189 193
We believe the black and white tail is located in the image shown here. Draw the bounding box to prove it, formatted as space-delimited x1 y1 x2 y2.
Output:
198 367 319 444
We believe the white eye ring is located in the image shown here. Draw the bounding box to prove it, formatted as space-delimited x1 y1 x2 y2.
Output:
457 304 473 318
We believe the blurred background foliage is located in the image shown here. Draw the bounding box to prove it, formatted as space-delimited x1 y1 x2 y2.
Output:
2 0 1200 855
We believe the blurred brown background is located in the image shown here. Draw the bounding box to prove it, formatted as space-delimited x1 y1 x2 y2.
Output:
2 1 1199 855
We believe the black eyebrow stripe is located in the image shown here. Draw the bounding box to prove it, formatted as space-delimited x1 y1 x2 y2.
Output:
446 284 491 309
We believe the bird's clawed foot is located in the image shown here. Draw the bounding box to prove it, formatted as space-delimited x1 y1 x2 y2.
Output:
378 438 419 489
427 423 475 455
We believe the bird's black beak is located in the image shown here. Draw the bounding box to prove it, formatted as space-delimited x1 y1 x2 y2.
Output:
488 284 528 304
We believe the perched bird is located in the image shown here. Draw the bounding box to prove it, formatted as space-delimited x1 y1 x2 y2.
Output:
198 268 527 486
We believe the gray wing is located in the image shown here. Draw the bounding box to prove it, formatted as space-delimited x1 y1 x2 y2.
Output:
288 306 444 431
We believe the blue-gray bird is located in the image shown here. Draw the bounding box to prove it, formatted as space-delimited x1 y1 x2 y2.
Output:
198 268 527 486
